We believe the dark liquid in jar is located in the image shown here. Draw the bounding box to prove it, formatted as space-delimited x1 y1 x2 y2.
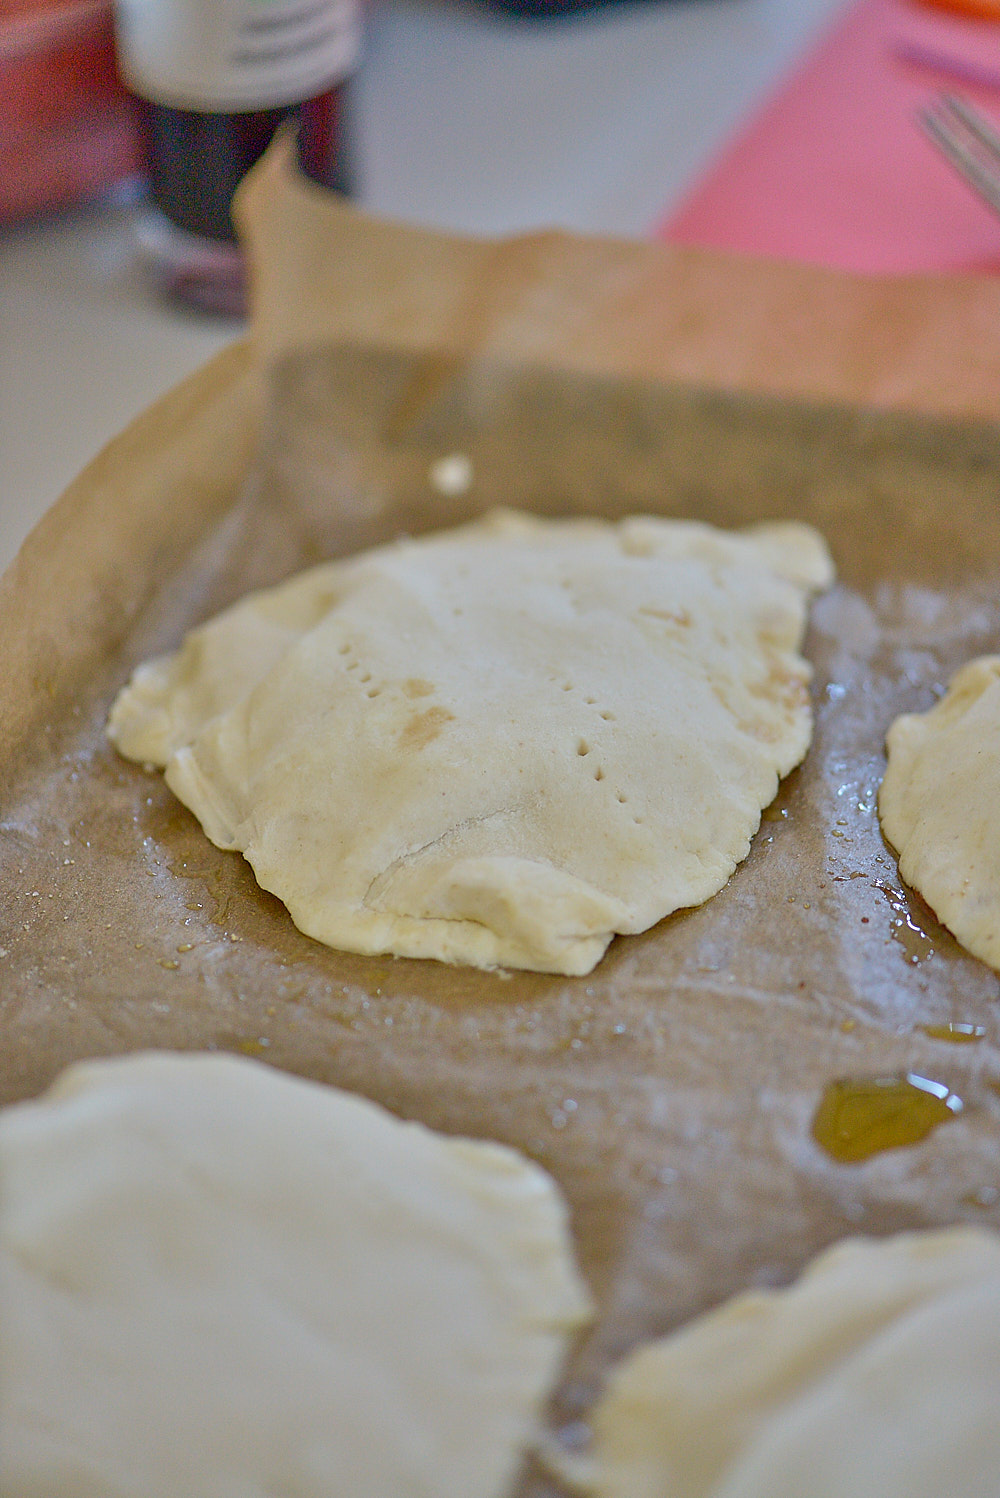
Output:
142 81 351 243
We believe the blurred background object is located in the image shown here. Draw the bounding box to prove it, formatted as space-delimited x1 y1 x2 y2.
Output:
0 0 852 575
6 0 999 573
661 0 1000 274
113 0 361 313
916 0 1000 16
0 0 142 221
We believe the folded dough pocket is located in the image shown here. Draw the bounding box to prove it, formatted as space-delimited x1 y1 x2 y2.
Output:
108 509 834 975
367 854 632 976
108 558 349 764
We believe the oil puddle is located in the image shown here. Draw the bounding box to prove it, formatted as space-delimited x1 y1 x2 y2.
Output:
812 1073 962 1163
920 1022 986 1044
872 879 938 965
167 854 238 926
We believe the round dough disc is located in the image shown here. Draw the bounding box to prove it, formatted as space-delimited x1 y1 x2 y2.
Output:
0 1050 591 1498
566 1227 1000 1498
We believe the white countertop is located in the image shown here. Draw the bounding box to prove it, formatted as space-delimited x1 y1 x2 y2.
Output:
0 0 848 575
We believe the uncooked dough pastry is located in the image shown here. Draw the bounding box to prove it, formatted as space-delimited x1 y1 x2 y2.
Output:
108 509 833 974
879 655 1000 972
563 1227 1000 1498
0 1050 591 1498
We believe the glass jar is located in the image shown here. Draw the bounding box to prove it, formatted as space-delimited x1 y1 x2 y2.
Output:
114 0 360 314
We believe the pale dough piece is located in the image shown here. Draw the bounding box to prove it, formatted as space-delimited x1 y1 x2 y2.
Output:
879 655 1000 972
0 1050 591 1498
108 509 834 974
107 561 351 764
564 1228 1000 1498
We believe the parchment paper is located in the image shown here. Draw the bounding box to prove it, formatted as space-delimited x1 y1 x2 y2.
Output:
3 138 1000 1493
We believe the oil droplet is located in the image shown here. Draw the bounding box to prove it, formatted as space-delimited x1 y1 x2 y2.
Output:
157 958 180 971
890 917 936 964
873 880 937 964
166 856 215 880
234 1038 269 1056
761 803 789 823
167 856 235 926
921 1023 985 1044
812 1073 963 1163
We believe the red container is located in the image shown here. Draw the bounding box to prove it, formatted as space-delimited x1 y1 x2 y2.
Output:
0 0 144 222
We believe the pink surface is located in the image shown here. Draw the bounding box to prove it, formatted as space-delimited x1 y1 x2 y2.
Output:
659 0 1000 274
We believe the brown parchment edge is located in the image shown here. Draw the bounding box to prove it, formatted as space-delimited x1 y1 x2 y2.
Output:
0 340 261 778
237 136 1000 422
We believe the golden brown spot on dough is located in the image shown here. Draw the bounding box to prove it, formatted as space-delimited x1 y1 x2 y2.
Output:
400 705 455 750
737 717 783 744
713 652 809 742
402 678 436 699
748 658 807 710
638 605 692 628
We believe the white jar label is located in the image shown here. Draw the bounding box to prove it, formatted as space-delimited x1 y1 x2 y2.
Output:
115 0 360 112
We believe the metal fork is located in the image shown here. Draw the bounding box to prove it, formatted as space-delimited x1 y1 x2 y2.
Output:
920 93 1000 220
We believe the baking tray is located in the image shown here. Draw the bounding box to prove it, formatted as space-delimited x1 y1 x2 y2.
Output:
3 148 1000 1494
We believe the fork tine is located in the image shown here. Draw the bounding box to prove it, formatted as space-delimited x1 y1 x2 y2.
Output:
920 93 1000 219
940 93 1000 162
